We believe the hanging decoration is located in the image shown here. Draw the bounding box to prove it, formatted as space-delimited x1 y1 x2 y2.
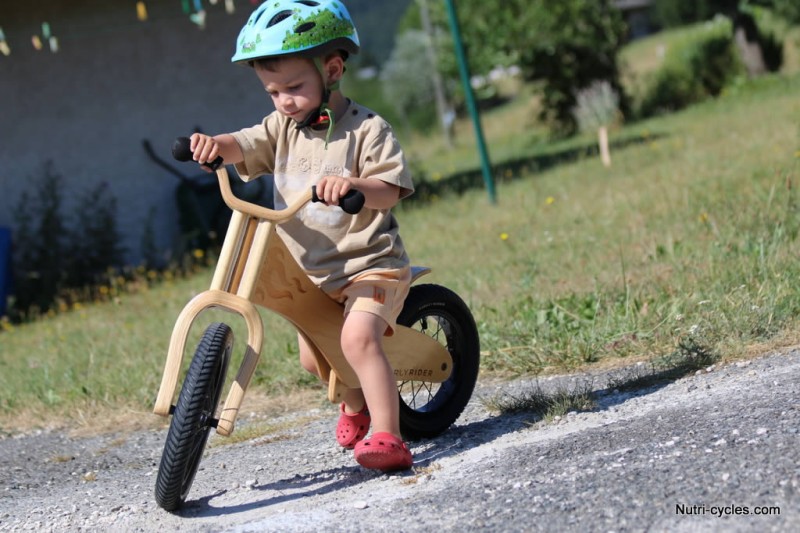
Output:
41 22 59 52
136 2 149 22
3 0 239 54
0 27 10 56
189 0 207 29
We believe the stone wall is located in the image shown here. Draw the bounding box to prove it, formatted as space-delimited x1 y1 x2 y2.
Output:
0 0 275 263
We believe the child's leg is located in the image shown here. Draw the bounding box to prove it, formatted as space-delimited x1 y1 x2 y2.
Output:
298 332 367 413
340 310 400 437
297 333 318 377
336 269 413 469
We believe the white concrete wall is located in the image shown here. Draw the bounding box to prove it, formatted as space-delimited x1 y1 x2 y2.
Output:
0 0 276 263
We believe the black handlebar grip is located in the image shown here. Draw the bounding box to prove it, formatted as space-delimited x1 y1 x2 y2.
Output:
311 186 366 215
172 136 223 170
171 137 193 162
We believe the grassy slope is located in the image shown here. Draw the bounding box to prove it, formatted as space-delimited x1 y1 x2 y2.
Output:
416 73 800 372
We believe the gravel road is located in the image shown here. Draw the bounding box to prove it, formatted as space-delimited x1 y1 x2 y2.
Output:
1 348 798 532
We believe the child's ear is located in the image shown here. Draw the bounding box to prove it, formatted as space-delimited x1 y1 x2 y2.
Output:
325 54 345 83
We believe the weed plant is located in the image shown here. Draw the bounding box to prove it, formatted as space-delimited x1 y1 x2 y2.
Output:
482 382 596 422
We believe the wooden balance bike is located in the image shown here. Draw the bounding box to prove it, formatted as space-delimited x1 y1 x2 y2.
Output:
152 137 480 511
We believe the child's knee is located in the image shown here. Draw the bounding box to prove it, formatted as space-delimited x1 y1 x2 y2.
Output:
297 335 319 377
340 313 384 359
340 329 370 358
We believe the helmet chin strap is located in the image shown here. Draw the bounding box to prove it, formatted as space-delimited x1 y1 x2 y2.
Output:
295 57 339 148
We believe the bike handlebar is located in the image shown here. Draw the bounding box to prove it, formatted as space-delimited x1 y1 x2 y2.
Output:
171 136 365 222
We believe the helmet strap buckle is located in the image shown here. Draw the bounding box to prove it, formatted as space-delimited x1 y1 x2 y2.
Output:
295 66 337 148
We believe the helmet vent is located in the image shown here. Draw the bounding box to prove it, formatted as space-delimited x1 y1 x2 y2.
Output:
267 10 294 28
295 1 321 6
294 21 316 34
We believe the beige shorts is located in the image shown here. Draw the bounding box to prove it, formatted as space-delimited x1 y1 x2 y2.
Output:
328 266 411 336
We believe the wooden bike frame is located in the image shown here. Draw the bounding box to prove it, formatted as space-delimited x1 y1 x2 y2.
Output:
153 167 453 436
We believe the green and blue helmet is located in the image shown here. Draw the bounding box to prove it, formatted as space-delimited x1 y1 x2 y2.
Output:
231 0 360 64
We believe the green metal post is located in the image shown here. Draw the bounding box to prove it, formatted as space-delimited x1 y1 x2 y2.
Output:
444 0 497 204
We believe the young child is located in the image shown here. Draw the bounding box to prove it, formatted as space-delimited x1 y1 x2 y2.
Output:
188 0 414 471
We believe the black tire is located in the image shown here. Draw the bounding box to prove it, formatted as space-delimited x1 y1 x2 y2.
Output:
396 284 480 439
154 323 232 511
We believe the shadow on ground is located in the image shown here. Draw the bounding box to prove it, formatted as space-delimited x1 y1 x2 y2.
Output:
404 131 666 207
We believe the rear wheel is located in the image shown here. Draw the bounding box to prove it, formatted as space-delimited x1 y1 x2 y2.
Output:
396 284 480 439
154 322 232 511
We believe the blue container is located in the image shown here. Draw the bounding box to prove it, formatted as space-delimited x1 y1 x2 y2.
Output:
0 227 10 317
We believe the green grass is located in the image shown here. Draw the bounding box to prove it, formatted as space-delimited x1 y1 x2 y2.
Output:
2 60 800 435
399 71 800 377
0 273 311 432
401 70 800 374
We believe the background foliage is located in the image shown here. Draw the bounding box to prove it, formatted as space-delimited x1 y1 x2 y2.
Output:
651 0 800 28
398 0 629 135
638 17 744 116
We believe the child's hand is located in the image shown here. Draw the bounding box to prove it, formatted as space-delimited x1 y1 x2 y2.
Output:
189 133 220 172
316 176 353 206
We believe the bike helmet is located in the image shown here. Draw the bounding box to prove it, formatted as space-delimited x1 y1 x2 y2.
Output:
231 0 360 64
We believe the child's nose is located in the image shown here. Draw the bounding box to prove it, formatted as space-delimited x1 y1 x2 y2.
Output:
281 94 295 109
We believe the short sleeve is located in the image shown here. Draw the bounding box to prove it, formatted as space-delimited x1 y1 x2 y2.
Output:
359 124 415 200
229 114 280 182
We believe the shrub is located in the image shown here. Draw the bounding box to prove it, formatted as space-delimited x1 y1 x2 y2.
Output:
759 28 784 72
66 181 126 288
572 80 621 133
639 17 744 117
10 161 66 317
8 163 124 320
749 6 786 72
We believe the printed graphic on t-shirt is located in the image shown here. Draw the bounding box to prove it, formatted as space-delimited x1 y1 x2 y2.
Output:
273 159 353 228
303 201 347 227
274 155 345 180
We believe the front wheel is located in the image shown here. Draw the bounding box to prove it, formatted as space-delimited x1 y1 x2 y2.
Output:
154 322 232 511
397 284 480 439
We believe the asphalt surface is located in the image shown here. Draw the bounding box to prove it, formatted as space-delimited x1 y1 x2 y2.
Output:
1 348 797 532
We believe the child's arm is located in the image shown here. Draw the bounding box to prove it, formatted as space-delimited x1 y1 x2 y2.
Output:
316 175 400 210
189 133 244 170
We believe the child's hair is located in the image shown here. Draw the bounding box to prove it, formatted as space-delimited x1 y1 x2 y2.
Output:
251 50 347 72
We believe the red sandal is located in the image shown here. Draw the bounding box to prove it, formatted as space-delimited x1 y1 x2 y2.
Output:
354 432 413 472
336 402 370 449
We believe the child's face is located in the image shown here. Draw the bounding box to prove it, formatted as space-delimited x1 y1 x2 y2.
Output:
255 57 324 123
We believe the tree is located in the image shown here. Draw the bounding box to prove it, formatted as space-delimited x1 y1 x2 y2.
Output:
380 30 438 132
399 0 629 136
417 0 455 147
573 81 621 167
507 0 629 135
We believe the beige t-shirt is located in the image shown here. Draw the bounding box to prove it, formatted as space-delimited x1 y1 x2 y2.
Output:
231 100 414 293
